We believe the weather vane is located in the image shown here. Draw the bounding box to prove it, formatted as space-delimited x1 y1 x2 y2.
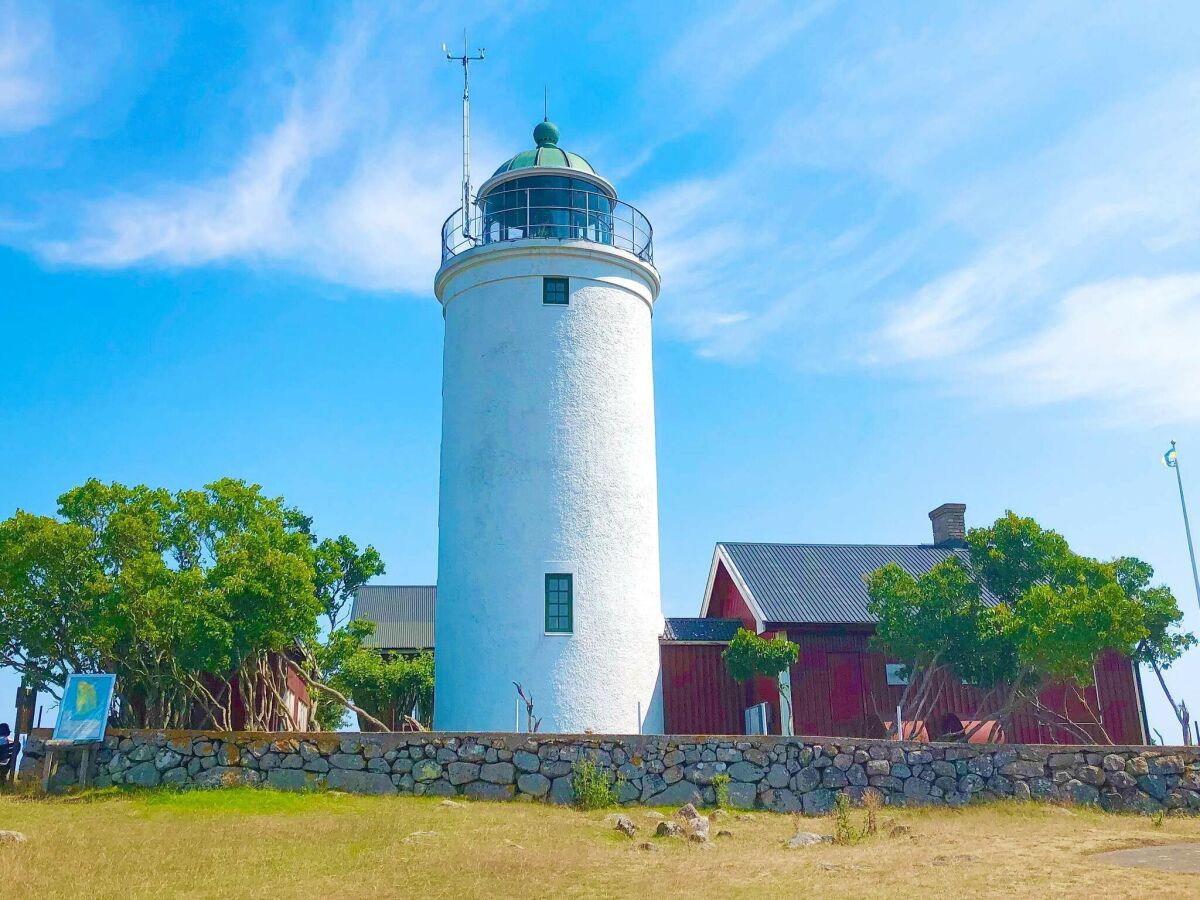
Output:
444 30 485 241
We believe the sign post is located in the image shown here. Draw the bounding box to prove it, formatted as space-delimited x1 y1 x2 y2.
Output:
42 673 116 791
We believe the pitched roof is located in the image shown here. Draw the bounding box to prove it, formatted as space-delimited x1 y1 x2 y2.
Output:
662 617 745 643
349 585 435 650
715 542 980 626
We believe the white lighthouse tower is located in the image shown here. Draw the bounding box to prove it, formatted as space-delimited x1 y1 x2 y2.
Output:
433 118 664 733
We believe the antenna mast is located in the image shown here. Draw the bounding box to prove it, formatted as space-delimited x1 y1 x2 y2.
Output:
444 31 485 241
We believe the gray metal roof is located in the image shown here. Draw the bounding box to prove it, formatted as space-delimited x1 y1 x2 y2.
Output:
717 542 982 626
349 585 435 650
662 617 745 643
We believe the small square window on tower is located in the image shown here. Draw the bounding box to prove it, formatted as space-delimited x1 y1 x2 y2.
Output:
545 573 573 633
542 276 569 305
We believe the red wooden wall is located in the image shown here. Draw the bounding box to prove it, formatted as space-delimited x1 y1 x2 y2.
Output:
779 627 1144 745
661 643 744 735
707 561 757 628
665 556 1147 743
660 626 1146 744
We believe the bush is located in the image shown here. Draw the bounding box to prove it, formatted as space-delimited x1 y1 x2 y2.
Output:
712 773 731 809
833 794 858 845
832 790 885 845
571 758 619 811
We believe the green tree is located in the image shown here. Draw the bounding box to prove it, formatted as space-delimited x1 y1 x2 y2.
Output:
317 619 434 731
723 628 799 731
0 478 385 731
1112 556 1197 743
867 511 1194 744
313 534 384 632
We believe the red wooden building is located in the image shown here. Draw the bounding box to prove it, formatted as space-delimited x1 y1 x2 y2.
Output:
660 503 1149 744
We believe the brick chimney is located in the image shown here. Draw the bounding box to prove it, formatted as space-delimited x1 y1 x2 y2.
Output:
929 503 967 547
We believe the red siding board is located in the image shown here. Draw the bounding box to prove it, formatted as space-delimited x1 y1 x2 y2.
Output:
773 626 1144 745
710 561 757 629
661 643 744 734
679 571 1147 742
1096 649 1146 744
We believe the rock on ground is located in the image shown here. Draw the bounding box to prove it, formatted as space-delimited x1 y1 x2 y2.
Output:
787 832 833 849
0 832 27 844
613 815 638 837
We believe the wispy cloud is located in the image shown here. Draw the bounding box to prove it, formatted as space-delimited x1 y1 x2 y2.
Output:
871 71 1200 424
34 8 463 294
0 2 122 136
8 0 1200 426
658 0 836 114
640 2 1200 424
980 275 1200 425
0 3 61 134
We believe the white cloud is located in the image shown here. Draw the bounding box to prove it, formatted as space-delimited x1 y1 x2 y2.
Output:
306 139 459 292
13 0 1200 426
978 275 1200 425
0 2 122 136
636 3 1200 423
0 4 58 133
34 9 462 294
43 113 318 267
659 0 835 112
869 71 1200 423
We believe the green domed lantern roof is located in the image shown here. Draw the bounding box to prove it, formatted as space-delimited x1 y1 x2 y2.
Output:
492 120 598 176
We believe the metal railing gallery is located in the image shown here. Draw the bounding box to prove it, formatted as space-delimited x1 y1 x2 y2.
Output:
441 188 654 264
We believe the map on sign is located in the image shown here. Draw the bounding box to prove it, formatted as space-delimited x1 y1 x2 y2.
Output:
52 674 116 743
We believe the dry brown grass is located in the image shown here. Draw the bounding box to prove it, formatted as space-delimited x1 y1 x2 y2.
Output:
0 788 1197 899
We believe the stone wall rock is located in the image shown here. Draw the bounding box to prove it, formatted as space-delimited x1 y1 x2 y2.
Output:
17 730 1200 815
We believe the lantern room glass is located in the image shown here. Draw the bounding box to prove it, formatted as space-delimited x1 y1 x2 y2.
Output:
480 175 615 248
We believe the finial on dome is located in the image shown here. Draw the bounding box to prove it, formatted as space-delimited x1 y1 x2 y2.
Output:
533 119 559 147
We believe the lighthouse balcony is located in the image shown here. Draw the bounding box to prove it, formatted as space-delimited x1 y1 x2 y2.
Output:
440 185 654 265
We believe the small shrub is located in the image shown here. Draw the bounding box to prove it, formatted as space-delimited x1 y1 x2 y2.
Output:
832 792 886 845
863 788 883 836
1151 808 1165 828
832 794 859 845
712 773 731 810
571 758 618 811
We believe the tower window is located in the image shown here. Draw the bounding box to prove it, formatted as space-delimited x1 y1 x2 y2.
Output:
545 573 573 633
542 277 569 305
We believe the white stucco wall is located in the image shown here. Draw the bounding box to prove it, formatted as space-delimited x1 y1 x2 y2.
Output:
433 241 665 734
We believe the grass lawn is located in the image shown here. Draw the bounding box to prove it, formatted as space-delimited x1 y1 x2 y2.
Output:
1 788 1198 898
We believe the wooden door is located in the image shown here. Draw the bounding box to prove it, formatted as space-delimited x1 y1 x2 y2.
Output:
828 652 866 737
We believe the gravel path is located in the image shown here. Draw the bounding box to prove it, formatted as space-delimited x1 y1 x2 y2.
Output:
1097 844 1200 874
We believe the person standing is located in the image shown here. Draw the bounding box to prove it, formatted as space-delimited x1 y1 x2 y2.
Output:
0 723 18 784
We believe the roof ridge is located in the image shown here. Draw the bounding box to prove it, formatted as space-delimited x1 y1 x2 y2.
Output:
357 584 437 589
719 541 951 549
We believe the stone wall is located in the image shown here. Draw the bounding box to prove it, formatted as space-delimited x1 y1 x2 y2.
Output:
19 731 1200 814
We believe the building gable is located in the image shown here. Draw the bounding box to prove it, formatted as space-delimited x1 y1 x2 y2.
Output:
703 542 978 626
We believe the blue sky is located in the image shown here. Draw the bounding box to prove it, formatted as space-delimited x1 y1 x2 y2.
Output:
2 0 1199 740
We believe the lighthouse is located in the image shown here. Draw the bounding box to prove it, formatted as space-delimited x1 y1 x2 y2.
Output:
432 119 665 733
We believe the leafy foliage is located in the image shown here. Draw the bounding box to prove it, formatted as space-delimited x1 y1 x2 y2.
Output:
723 627 800 734
321 620 434 731
711 772 731 810
866 511 1194 743
830 790 883 845
0 478 384 730
313 535 384 632
571 757 619 811
723 628 799 682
